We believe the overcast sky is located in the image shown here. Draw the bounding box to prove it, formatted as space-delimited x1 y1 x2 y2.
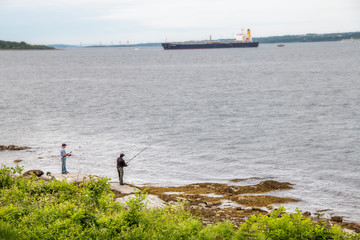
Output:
1 0 359 45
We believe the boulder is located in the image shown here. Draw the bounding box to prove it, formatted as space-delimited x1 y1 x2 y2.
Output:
22 170 44 177
330 216 343 222
116 194 166 209
51 172 94 183
0 145 30 151
109 182 137 194
198 202 207 208
303 211 311 217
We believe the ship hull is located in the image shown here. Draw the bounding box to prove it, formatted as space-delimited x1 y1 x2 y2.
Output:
161 41 259 50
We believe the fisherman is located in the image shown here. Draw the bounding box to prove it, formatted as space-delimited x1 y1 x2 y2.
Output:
117 153 128 185
60 143 71 174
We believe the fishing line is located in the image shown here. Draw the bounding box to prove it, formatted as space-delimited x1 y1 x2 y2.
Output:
127 144 152 163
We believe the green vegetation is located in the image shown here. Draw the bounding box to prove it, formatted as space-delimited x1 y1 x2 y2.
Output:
0 165 358 240
253 32 360 43
0 40 54 50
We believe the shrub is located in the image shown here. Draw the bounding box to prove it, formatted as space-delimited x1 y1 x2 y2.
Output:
0 164 23 189
0 165 359 240
82 176 111 205
0 221 19 240
236 206 359 240
123 189 147 227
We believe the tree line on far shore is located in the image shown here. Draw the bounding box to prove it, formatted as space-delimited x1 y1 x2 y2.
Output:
85 31 360 48
253 31 360 43
0 40 54 50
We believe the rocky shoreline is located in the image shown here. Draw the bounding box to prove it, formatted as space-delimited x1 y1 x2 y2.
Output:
3 145 360 233
138 180 297 226
113 180 360 233
29 170 358 233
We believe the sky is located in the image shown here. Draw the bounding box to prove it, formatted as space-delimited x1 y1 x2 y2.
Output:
0 0 359 45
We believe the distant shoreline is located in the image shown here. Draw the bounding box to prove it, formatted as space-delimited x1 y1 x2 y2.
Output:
0 40 55 50
49 31 360 48
2 31 359 49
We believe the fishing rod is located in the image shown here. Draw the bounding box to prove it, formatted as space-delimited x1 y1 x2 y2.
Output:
69 145 82 156
127 145 151 163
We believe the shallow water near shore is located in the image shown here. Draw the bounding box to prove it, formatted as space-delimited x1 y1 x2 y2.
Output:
1 42 360 222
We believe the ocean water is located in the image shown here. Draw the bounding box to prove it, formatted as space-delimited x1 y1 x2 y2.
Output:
1 42 359 222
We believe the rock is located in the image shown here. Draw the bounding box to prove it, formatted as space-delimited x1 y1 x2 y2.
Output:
51 172 94 183
257 180 293 191
303 211 311 217
22 170 44 177
116 194 166 209
14 159 23 163
230 177 260 183
204 201 217 207
331 216 343 222
0 145 30 151
341 222 360 233
316 209 332 213
251 207 268 213
198 202 207 208
109 182 137 194
40 175 52 181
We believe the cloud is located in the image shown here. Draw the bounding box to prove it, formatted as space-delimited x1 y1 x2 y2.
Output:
1 0 359 44
1 0 132 9
83 0 359 30
89 0 276 29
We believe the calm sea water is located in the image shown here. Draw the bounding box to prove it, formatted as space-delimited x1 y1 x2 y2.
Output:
1 42 359 222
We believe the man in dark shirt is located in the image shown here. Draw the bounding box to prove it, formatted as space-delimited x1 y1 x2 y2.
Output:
117 153 128 185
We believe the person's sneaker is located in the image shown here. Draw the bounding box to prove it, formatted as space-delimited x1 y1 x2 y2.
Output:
120 183 124 185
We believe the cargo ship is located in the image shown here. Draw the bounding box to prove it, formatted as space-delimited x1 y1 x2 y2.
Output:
162 29 259 50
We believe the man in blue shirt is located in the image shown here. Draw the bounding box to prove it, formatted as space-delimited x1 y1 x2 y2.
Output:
60 143 70 174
